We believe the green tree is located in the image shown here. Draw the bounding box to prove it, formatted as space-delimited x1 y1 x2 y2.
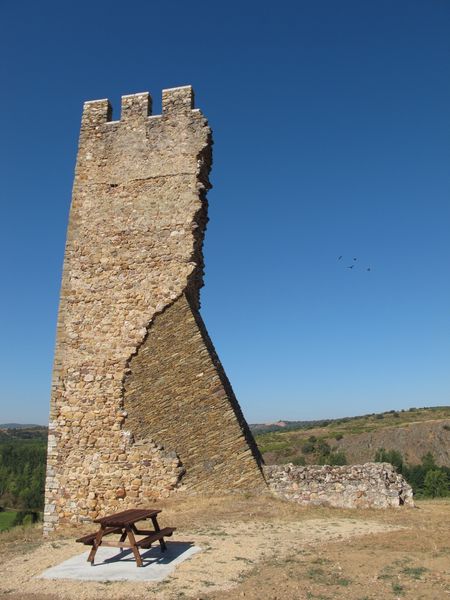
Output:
316 439 331 455
421 452 437 470
374 448 404 473
0 440 46 511
423 470 448 498
318 451 347 466
329 451 347 465
301 441 315 454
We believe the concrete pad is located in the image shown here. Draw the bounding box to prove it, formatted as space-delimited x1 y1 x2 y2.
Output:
38 541 201 582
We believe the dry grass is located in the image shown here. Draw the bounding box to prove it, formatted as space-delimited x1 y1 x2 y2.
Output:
0 495 449 600
209 498 450 600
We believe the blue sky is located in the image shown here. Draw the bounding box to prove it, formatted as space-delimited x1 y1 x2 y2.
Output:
1 0 449 424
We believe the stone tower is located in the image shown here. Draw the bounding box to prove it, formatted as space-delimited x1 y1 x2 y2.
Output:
44 86 265 533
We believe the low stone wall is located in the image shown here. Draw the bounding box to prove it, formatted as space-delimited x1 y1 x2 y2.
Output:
264 463 414 509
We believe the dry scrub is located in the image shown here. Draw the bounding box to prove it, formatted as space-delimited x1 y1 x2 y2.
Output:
0 495 448 599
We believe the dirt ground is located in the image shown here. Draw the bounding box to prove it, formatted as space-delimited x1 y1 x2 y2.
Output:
0 495 449 600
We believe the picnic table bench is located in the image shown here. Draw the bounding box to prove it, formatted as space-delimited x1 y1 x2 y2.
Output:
76 508 175 567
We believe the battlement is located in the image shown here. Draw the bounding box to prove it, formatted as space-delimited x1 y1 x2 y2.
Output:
81 85 196 127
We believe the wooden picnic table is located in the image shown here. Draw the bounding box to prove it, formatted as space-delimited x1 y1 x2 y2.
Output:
76 508 176 567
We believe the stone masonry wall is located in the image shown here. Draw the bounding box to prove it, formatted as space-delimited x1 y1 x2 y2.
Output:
44 86 265 533
264 463 414 509
124 293 263 492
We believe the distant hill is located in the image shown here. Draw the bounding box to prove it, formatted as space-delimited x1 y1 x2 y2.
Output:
253 406 450 467
0 423 45 429
0 425 48 442
251 420 331 434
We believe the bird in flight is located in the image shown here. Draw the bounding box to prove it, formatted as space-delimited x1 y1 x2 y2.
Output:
347 265 354 269
353 257 357 261
367 267 371 271
338 255 343 260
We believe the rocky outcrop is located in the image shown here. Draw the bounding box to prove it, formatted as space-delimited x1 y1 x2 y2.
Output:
335 420 450 467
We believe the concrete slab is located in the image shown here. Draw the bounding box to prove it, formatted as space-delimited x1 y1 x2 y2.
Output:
38 541 201 582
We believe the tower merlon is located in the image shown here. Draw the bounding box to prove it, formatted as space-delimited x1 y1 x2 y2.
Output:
162 85 195 114
81 98 112 128
121 92 152 120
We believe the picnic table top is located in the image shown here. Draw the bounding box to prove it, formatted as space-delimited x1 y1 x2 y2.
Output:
93 508 161 527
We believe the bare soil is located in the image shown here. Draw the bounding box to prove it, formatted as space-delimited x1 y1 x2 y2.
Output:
0 495 449 600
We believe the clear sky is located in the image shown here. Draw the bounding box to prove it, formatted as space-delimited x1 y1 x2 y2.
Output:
1 0 449 425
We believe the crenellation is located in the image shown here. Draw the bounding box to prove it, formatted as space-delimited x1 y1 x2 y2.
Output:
80 87 197 136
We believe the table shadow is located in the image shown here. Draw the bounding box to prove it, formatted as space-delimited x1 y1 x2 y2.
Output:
99 541 197 567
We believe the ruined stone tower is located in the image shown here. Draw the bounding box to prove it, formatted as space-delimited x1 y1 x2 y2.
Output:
44 86 265 533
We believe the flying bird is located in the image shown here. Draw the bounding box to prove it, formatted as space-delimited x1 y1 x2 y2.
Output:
353 257 357 261
338 255 343 260
367 267 371 271
347 265 354 269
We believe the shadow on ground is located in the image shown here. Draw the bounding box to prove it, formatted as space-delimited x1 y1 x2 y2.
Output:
39 540 200 581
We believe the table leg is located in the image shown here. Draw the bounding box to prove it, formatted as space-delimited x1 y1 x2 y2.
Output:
119 529 127 553
151 515 167 552
87 525 105 565
125 525 143 567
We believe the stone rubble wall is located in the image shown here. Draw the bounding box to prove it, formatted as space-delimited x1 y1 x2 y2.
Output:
264 463 414 509
44 87 265 534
